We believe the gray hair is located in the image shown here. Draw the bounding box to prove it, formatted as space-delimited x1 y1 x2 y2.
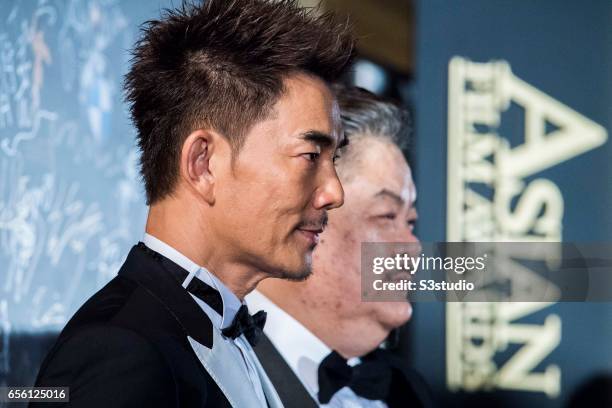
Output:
333 84 411 150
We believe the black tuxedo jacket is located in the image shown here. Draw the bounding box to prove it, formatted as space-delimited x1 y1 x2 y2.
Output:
254 334 434 408
31 243 231 407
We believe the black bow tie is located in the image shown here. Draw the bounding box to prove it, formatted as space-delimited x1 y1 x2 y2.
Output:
187 277 267 347
136 243 267 347
222 304 267 347
317 349 394 404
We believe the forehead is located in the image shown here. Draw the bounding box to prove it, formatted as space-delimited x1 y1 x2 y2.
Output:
270 73 340 141
236 73 341 157
345 137 415 203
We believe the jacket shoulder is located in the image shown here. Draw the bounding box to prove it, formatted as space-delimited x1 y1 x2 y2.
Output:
34 324 177 407
61 275 195 343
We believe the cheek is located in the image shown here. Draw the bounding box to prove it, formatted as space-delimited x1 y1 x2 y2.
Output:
316 224 363 292
361 219 403 243
259 166 315 219
213 178 279 249
225 167 294 220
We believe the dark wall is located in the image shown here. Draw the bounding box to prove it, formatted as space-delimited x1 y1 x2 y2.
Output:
411 0 612 407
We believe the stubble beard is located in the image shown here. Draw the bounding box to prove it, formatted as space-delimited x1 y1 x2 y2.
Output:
271 251 314 282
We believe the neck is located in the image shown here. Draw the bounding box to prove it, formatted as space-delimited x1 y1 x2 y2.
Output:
257 279 388 358
146 196 267 300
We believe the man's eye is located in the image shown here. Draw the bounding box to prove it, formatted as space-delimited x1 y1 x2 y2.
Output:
332 153 341 164
379 213 397 220
407 219 417 229
302 153 320 162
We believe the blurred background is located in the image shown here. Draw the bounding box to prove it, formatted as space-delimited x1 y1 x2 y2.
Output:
0 0 610 407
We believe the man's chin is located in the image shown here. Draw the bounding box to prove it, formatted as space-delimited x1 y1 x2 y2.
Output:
380 301 413 329
267 258 313 282
281 269 312 282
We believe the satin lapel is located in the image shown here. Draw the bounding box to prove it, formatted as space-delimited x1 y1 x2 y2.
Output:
188 331 263 408
254 335 318 408
118 244 213 347
242 339 285 408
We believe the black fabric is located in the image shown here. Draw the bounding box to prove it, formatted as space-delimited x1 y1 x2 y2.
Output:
186 278 224 315
318 349 392 404
222 305 267 346
255 333 434 408
254 335 318 408
137 243 266 347
385 356 436 408
136 242 224 315
31 244 232 408
317 348 434 408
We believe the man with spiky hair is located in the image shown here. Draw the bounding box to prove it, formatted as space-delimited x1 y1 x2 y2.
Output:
32 1 354 407
248 85 433 408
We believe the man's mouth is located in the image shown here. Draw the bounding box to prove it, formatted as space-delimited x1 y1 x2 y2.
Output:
296 227 324 246
296 214 327 247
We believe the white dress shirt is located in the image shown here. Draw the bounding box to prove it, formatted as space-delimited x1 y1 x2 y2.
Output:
143 233 268 408
246 290 388 408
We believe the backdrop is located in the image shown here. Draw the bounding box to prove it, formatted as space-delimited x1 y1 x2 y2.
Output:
0 1 610 408
410 1 612 407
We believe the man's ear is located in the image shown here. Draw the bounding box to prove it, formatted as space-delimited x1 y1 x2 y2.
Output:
180 129 217 205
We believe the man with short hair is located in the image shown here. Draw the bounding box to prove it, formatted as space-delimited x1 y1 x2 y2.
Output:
33 1 354 407
248 85 432 407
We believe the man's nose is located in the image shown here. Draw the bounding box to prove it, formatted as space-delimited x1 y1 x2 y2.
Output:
406 234 422 258
312 170 344 210
394 228 421 253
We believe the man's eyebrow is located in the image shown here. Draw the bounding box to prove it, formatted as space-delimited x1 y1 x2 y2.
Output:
300 130 342 149
374 189 405 205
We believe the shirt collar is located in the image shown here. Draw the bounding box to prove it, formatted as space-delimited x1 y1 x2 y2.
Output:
246 290 330 396
142 233 242 330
